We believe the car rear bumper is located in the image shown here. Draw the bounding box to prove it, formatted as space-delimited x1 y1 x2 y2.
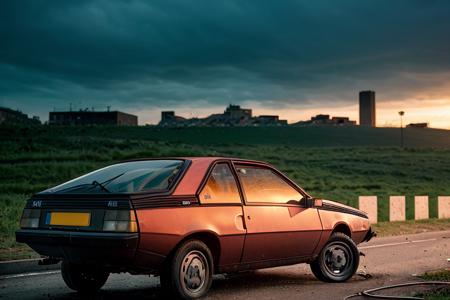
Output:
16 229 138 265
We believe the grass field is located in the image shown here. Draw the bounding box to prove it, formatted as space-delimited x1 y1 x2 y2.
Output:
1 124 450 260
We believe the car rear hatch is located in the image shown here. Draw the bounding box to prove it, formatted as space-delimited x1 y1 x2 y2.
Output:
16 197 139 265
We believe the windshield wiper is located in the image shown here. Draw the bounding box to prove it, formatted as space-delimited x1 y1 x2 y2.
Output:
91 180 110 193
101 172 125 185
88 172 126 193
52 172 126 194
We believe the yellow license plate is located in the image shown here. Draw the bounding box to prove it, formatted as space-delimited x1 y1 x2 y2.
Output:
50 212 90 227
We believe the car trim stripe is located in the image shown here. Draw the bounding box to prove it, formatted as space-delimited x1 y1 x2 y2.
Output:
25 198 132 209
319 203 368 219
131 195 199 209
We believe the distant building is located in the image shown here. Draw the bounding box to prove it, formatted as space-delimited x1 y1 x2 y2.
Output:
332 116 357 126
406 122 428 128
311 114 330 123
223 104 252 121
161 111 175 121
49 110 138 126
0 107 41 125
359 91 376 127
254 115 288 125
292 114 356 126
158 104 286 127
161 111 186 123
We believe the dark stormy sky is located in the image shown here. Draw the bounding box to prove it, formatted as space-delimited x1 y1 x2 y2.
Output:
1 0 450 127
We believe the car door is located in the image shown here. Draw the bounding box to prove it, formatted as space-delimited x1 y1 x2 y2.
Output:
197 162 247 267
234 163 322 263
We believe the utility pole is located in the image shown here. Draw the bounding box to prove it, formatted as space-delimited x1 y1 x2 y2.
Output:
399 111 405 148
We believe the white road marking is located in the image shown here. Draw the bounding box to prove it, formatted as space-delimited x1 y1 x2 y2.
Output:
411 238 438 243
359 238 437 249
0 270 60 280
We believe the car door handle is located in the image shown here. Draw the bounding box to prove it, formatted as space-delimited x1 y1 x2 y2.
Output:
235 214 246 231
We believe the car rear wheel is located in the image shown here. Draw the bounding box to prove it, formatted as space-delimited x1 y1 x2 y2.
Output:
61 261 109 293
310 232 359 282
160 240 213 299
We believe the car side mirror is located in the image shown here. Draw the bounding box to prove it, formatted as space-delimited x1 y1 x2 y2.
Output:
303 197 323 208
313 198 323 207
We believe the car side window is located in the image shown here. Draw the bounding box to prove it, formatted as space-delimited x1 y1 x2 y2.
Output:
199 163 242 204
236 165 302 204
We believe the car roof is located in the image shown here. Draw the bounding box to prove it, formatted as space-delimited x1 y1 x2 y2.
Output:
122 156 268 165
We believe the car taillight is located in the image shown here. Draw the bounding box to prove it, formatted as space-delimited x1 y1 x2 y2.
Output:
103 210 137 232
20 209 41 228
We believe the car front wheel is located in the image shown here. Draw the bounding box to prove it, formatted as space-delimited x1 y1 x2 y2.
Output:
160 240 213 299
310 232 359 282
61 261 109 293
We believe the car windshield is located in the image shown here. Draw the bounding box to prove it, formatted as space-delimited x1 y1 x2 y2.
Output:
40 160 184 194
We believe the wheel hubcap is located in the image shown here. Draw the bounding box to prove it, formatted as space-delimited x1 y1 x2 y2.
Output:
180 251 208 293
324 243 352 275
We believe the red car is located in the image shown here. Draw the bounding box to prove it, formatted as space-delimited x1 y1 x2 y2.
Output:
16 157 375 299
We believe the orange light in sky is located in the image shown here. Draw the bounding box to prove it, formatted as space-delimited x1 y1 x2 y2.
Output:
251 99 450 129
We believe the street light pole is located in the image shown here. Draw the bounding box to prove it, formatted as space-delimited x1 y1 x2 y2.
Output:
399 111 405 148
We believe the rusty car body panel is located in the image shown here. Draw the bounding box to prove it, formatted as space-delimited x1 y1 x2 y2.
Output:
16 157 373 275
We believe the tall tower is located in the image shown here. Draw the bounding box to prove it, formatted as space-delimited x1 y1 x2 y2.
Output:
359 91 376 127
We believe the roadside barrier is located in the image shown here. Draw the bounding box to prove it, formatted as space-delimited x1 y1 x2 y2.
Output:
358 196 450 224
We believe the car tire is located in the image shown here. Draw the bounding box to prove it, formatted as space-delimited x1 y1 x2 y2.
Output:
310 232 359 282
61 261 109 293
160 240 214 299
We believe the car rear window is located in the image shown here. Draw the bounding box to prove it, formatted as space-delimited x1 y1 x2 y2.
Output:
41 160 184 194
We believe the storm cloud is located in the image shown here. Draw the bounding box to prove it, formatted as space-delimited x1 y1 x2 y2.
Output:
1 0 450 123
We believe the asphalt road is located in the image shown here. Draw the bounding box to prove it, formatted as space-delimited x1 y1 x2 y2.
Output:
0 230 449 300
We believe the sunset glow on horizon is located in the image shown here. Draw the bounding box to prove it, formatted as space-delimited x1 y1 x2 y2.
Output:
136 97 450 130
